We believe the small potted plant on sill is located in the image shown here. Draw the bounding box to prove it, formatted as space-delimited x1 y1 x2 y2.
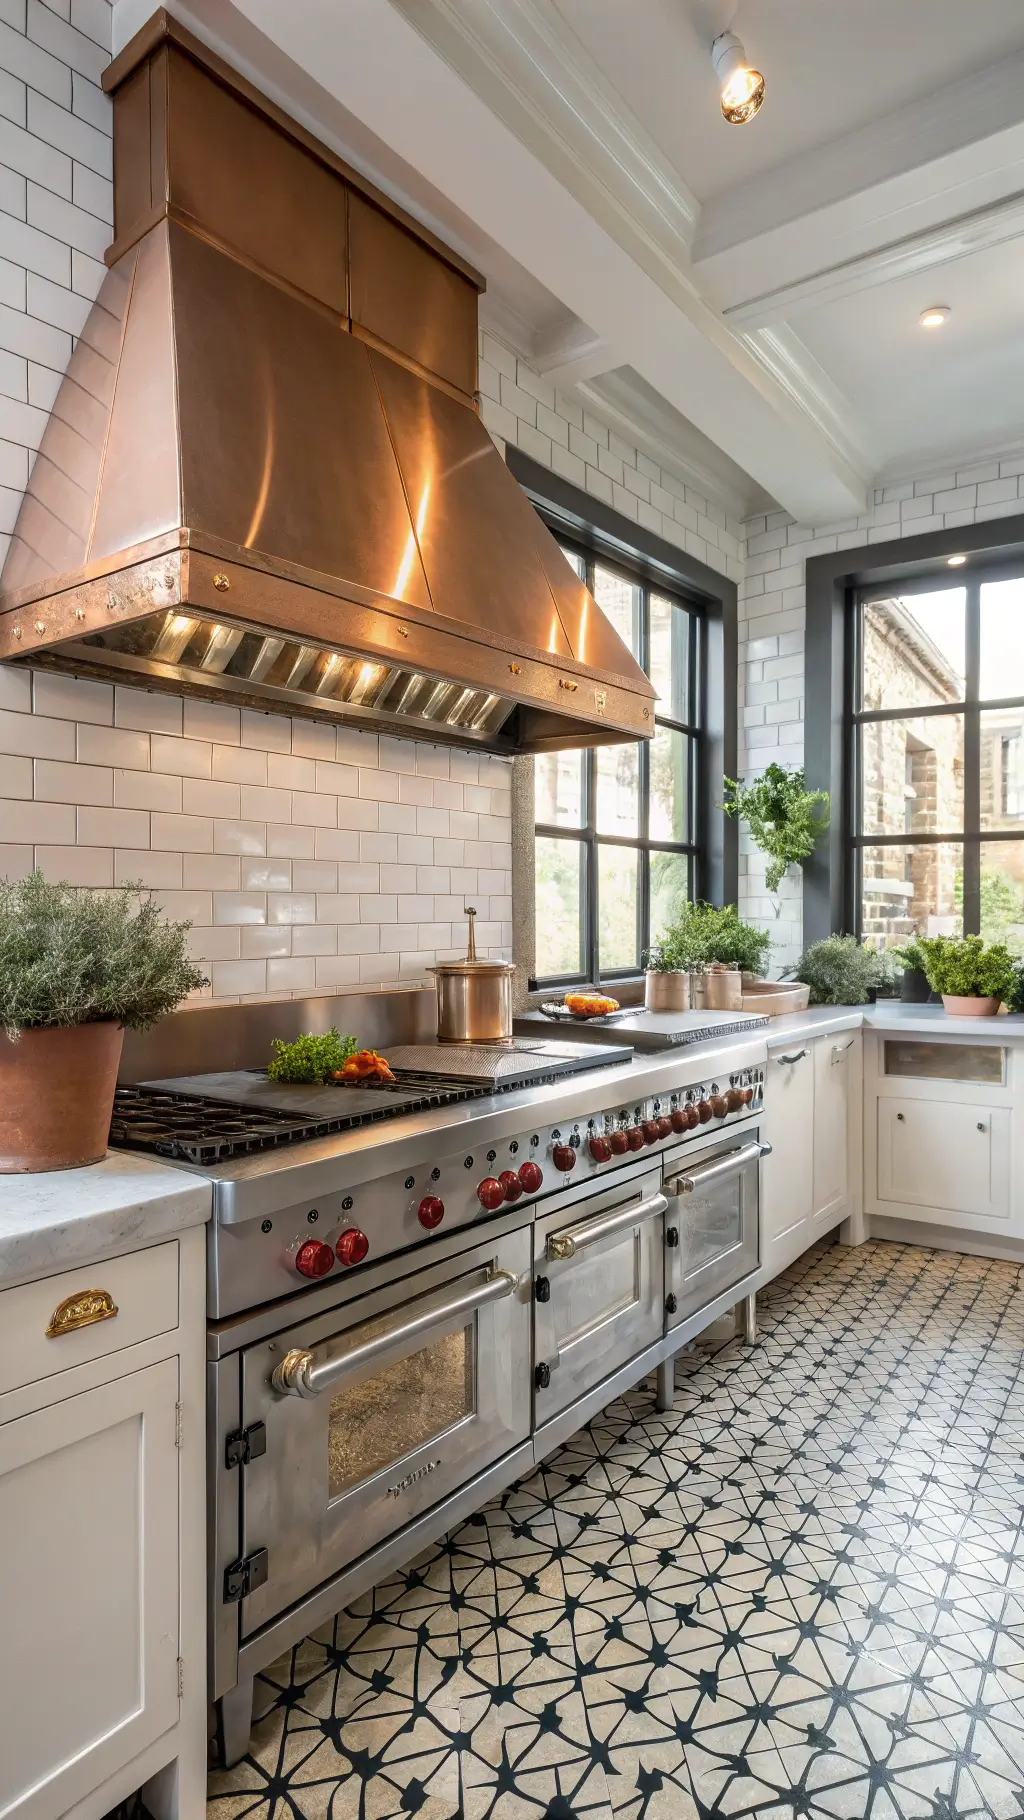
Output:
665 902 772 1011
643 929 692 1012
915 934 1015 1018
890 937 938 1004
786 934 882 1006
0 872 207 1172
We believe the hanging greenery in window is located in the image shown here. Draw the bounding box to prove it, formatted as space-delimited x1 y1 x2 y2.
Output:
722 763 830 894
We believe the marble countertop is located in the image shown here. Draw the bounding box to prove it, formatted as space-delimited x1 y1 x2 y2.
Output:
0 1151 211 1290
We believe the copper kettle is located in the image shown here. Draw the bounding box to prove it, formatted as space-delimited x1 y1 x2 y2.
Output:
431 908 516 1045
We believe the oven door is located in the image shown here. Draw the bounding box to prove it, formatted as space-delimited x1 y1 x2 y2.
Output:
238 1225 531 1636
533 1167 666 1427
663 1130 766 1329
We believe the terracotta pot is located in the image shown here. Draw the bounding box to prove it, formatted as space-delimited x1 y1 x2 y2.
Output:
704 966 743 1012
0 1022 124 1171
644 970 690 1012
940 994 1000 1018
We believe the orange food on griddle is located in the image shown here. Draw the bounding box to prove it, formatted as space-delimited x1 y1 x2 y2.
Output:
331 1048 396 1083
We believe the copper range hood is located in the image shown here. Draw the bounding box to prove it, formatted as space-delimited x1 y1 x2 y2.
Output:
0 14 654 753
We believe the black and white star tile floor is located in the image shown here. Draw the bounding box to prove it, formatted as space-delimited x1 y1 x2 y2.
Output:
209 1238 1024 1820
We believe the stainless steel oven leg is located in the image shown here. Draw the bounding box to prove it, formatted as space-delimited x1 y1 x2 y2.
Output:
736 1292 756 1345
218 1677 255 1769
655 1357 675 1411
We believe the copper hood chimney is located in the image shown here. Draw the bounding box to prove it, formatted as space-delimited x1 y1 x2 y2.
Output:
0 13 654 753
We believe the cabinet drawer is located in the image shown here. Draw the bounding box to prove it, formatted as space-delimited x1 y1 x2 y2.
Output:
877 1099 1010 1222
0 1241 179 1398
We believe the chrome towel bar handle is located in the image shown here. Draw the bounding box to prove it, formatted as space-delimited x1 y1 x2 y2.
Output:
667 1140 771 1197
546 1191 668 1261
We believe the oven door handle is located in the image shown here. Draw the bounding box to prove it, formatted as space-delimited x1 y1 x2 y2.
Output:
270 1267 519 1400
667 1141 771 1197
546 1190 668 1262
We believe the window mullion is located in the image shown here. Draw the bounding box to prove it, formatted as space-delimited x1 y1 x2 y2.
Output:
963 579 981 935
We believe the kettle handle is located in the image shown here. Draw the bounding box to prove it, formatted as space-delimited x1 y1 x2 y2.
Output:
465 905 477 961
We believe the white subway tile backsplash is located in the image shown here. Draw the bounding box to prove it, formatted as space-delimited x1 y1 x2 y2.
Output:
114 686 181 734
77 804 146 846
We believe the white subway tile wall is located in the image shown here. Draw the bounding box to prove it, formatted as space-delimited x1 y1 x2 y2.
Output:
0 671 513 1000
737 467 1024 970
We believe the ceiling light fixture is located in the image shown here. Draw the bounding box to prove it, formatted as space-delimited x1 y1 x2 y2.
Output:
947 554 967 567
920 306 951 328
711 31 765 125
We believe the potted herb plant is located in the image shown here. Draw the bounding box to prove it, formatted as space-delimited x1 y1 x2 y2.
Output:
643 927 693 1012
786 935 882 1006
890 937 936 1004
0 872 207 1171
915 934 1015 1018
656 902 772 1011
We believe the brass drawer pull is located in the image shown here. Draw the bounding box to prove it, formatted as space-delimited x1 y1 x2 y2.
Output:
45 1288 119 1338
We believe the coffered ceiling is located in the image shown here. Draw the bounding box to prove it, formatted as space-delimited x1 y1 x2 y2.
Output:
114 0 1024 523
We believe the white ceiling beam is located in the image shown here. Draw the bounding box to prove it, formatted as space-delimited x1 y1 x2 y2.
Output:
532 319 616 389
125 0 869 525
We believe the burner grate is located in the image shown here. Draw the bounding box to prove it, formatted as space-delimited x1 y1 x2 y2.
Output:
109 1072 493 1165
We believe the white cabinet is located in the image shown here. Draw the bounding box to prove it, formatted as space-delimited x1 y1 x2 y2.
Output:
761 1041 814 1268
0 1225 207 1820
866 1031 1024 1240
0 1361 180 1820
761 1029 861 1277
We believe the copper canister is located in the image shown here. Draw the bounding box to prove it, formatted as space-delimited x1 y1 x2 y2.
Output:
431 908 516 1044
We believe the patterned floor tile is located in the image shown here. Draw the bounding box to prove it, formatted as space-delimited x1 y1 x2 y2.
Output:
211 1239 1024 1818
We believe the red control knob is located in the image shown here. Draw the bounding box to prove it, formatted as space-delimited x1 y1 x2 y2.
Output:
670 1108 687 1134
657 1116 673 1139
642 1120 660 1146
335 1227 369 1268
627 1126 645 1152
740 1086 754 1105
589 1135 612 1162
725 1088 745 1112
697 1100 713 1123
499 1169 523 1202
685 1105 700 1129
710 1095 729 1118
517 1160 543 1194
295 1238 334 1278
417 1195 445 1230
609 1129 629 1155
477 1177 505 1210
552 1144 577 1172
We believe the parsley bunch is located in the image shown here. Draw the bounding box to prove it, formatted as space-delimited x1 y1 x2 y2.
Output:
723 763 830 894
267 1028 357 1083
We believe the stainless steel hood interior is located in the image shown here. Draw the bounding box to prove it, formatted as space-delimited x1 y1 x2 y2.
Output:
0 14 655 753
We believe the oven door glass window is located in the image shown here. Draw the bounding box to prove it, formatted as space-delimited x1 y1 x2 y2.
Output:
328 1323 473 1498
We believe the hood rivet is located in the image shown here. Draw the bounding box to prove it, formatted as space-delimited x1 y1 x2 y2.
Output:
558 678 577 692
509 662 521 674
75 608 85 620
397 625 408 637
34 621 45 634
214 573 230 591
12 626 21 638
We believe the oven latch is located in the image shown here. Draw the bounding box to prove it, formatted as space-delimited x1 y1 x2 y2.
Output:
224 1548 269 1604
225 1422 267 1470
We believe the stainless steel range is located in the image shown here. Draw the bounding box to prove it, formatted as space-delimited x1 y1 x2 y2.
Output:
109 999 769 1766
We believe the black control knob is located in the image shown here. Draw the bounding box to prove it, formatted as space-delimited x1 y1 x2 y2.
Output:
535 1362 551 1389
666 1226 679 1248
665 1293 678 1315
534 1275 551 1303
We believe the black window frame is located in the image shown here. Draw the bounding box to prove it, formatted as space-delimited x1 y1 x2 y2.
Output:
534 538 702 987
804 511 1024 944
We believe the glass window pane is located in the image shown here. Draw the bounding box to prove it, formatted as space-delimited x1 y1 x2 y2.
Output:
650 727 689 843
559 545 586 582
859 842 962 949
593 563 641 660
535 751 584 827
595 742 640 836
650 850 689 940
981 709 1024 830
980 577 1024 701
860 590 966 711
598 844 639 973
858 715 963 836
535 837 584 977
649 595 690 722
979 842 1024 955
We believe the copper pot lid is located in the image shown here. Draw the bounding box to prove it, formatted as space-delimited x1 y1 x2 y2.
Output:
430 907 516 976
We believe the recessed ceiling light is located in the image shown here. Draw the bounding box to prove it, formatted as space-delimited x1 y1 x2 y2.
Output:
920 306 951 329
947 554 967 567
711 32 765 125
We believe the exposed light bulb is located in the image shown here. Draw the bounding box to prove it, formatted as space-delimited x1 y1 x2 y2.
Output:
947 555 967 567
711 31 765 125
920 306 951 329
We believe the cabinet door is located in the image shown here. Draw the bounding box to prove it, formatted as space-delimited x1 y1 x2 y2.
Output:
812 1035 852 1226
0 1358 180 1820
877 1098 1010 1224
760 1044 815 1261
